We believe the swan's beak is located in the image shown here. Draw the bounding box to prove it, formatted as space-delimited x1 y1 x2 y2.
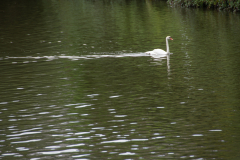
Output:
170 38 173 40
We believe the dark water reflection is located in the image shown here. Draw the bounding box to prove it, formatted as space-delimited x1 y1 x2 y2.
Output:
0 0 240 159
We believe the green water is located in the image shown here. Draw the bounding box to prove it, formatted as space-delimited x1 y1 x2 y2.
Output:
0 0 240 159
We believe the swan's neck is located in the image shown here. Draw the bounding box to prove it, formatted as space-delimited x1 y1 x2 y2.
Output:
166 38 169 53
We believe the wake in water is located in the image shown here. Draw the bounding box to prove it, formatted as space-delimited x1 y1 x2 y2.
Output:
6 53 150 61
4 52 171 75
5 52 172 61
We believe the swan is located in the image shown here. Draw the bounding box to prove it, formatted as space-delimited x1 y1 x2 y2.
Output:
145 36 173 55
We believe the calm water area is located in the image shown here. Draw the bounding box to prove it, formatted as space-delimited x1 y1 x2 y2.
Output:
0 0 240 159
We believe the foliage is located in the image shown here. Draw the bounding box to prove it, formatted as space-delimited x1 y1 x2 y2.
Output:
167 0 240 12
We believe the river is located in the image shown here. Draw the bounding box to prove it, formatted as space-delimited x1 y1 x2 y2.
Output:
0 0 240 159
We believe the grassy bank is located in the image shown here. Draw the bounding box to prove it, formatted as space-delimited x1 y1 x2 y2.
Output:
167 0 240 12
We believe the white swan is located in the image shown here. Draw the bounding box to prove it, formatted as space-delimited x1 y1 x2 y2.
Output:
145 36 173 55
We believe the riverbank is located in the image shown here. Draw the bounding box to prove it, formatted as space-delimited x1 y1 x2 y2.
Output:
167 0 240 12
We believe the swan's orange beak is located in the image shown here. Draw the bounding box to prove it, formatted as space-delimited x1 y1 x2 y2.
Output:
170 38 173 40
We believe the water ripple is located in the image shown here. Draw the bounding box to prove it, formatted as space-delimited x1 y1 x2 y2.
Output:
38 149 79 155
101 139 130 143
7 131 41 137
66 143 85 147
11 139 41 144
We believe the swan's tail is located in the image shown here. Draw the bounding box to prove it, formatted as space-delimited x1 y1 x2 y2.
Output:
145 51 152 55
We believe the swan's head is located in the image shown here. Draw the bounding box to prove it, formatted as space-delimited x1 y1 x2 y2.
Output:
166 36 173 40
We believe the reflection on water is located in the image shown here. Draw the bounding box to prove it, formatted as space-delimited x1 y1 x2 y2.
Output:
7 52 172 77
0 0 240 160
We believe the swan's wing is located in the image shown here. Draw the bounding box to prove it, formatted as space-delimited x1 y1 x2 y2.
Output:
145 51 155 54
152 49 166 54
151 54 167 59
145 49 167 55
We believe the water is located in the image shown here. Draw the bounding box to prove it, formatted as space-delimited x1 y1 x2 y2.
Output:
0 0 240 159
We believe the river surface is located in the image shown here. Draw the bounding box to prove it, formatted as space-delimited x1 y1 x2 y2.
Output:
0 0 240 159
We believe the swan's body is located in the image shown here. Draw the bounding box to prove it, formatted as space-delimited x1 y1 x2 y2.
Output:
146 36 173 55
